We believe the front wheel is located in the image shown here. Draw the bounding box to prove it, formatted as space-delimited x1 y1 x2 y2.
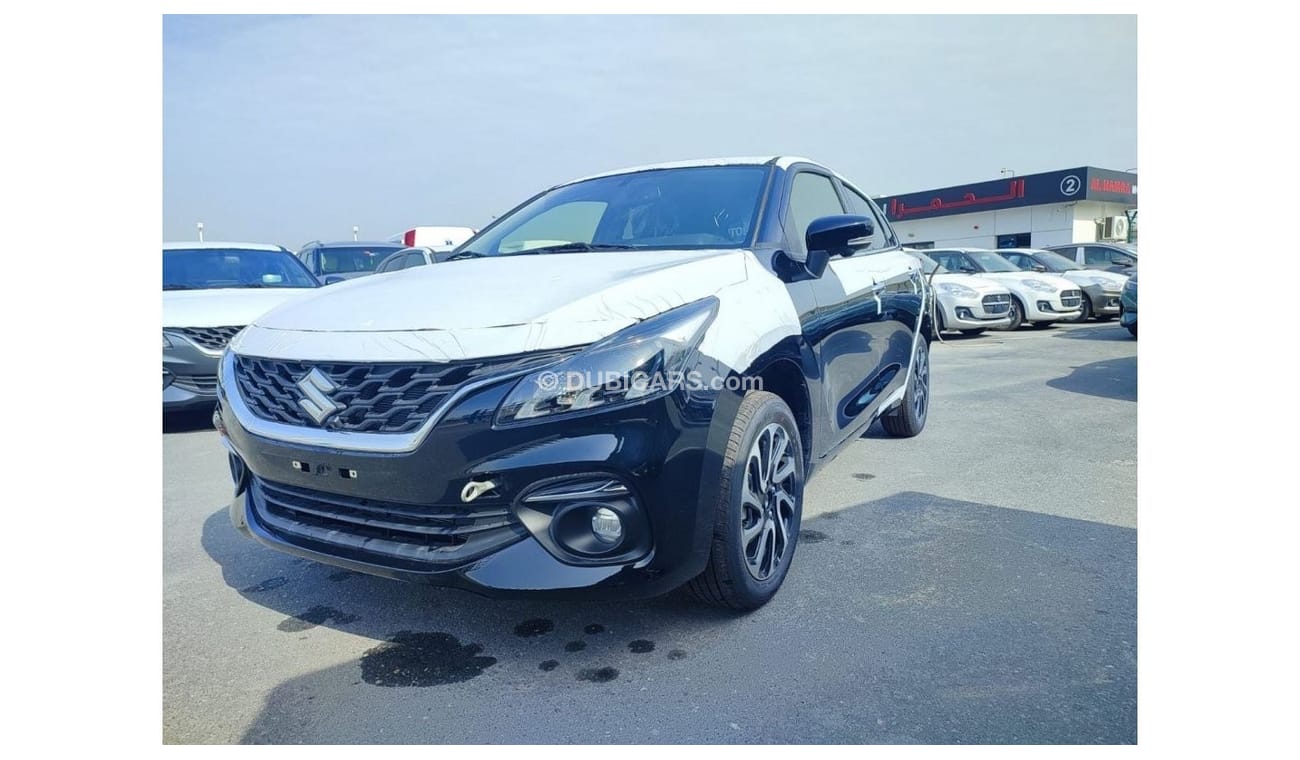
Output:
1003 297 1025 330
882 338 930 438
686 391 805 610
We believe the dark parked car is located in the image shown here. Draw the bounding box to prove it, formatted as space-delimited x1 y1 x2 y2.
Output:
216 156 933 610
296 240 407 284
1045 242 1137 275
1120 272 1137 337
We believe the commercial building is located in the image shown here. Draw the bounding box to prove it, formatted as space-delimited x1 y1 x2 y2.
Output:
875 166 1137 250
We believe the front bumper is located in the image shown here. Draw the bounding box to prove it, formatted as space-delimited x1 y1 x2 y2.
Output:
1082 284 1124 316
218 368 724 600
1022 290 1083 322
163 339 222 411
936 293 1013 331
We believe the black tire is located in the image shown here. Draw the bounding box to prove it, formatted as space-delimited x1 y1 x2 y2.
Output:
960 328 985 336
686 391 805 611
1003 296 1025 330
1127 323 1137 338
882 337 930 438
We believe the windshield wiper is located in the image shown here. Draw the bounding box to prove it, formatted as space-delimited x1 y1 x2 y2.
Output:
163 283 199 290
510 242 638 254
445 250 487 261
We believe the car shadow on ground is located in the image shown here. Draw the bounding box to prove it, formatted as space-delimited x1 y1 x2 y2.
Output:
163 407 216 434
1052 323 1135 341
1046 355 1137 403
195 491 1136 744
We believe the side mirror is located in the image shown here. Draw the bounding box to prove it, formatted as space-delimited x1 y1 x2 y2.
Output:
323 275 345 286
806 215 873 258
1032 264 1047 273
774 248 830 283
959 264 977 274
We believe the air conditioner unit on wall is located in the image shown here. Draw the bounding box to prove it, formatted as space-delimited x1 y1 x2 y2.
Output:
1097 215 1129 241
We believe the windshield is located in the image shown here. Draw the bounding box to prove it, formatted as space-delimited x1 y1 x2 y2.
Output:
163 248 319 290
1034 251 1081 272
967 251 1021 273
462 165 770 256
909 251 946 274
1114 243 1138 256
318 245 404 274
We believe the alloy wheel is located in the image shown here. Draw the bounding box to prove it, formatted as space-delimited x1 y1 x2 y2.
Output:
911 339 930 424
740 423 797 581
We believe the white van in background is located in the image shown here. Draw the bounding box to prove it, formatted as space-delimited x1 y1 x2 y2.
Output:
391 225 478 250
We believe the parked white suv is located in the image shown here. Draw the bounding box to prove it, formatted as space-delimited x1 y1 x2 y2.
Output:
928 248 1082 329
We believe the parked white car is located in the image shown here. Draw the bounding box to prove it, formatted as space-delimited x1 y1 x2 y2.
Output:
928 248 1082 329
999 248 1129 322
163 242 321 412
905 250 1012 335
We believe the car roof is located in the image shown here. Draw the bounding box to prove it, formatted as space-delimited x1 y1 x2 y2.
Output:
998 248 1054 255
310 240 405 248
560 155 819 186
163 241 286 252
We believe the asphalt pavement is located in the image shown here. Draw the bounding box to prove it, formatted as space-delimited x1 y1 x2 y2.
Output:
162 320 1137 744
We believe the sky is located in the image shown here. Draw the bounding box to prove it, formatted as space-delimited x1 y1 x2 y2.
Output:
162 14 1136 247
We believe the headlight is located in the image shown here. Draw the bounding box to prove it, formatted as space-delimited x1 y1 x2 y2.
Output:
496 298 718 424
1021 279 1056 293
936 282 978 298
163 332 173 349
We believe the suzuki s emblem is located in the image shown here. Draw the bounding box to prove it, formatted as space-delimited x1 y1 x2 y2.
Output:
296 368 345 425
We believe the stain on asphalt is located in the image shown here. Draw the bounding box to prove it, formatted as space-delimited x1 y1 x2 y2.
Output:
628 639 655 654
361 632 497 687
577 666 619 683
277 606 359 632
840 539 856 546
514 618 555 638
667 649 688 661
853 472 876 481
538 660 560 672
584 623 606 635
241 576 288 593
564 640 587 653
327 570 360 582
799 529 830 543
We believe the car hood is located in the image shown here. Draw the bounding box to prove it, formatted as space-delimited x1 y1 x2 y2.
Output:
162 288 320 328
1059 269 1129 290
930 272 1010 295
233 249 751 362
975 271 1079 292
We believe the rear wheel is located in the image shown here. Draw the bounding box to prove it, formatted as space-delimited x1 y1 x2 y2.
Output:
686 391 804 610
882 338 930 438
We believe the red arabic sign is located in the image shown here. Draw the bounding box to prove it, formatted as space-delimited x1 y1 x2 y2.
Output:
888 179 1025 219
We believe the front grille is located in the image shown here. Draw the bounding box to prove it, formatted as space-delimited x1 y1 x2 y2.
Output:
233 348 577 434
172 374 219 395
1060 290 1083 309
250 477 526 571
981 294 1012 314
172 326 244 352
